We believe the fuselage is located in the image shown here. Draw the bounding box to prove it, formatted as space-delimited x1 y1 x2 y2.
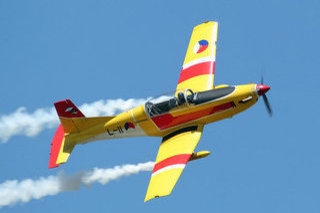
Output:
69 83 260 144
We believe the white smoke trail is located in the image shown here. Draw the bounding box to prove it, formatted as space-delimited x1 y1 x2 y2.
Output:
0 161 154 208
0 98 146 143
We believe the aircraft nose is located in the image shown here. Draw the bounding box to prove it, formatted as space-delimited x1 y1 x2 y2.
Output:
256 84 270 96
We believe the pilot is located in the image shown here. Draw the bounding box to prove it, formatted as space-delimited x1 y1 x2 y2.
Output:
186 89 195 103
177 92 186 105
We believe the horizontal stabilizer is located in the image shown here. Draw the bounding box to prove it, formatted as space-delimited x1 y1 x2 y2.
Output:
56 136 75 164
48 124 64 168
49 124 76 168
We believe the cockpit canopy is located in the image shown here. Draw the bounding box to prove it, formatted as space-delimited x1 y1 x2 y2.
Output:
145 86 235 117
145 89 194 117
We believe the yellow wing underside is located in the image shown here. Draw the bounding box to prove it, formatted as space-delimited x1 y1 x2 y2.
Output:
177 21 218 92
145 125 203 202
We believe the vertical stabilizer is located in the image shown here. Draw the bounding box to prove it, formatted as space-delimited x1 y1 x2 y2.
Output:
54 99 85 118
49 124 77 168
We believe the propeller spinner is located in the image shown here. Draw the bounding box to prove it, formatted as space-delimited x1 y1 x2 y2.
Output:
256 79 272 116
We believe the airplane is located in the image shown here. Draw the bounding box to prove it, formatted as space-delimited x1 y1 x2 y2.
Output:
48 21 271 202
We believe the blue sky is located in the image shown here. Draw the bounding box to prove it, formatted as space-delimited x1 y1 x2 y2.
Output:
1 0 320 212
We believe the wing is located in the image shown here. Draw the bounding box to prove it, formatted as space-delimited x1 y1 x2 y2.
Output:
144 125 203 202
177 21 218 92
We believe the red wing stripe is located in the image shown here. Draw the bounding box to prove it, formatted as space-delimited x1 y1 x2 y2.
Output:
178 61 215 84
152 154 191 174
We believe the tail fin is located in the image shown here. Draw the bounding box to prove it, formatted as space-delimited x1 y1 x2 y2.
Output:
54 99 85 118
54 99 114 134
49 99 85 168
49 99 114 168
54 99 86 134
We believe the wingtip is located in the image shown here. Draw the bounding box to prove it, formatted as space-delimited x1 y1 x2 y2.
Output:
48 163 60 169
144 194 152 202
144 195 159 202
201 21 218 26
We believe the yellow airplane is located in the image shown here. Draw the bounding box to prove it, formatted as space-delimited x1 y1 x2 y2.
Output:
48 21 271 202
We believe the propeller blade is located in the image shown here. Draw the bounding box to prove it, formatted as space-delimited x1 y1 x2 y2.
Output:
262 94 272 116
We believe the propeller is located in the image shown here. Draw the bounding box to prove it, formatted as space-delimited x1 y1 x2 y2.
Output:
259 76 272 117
